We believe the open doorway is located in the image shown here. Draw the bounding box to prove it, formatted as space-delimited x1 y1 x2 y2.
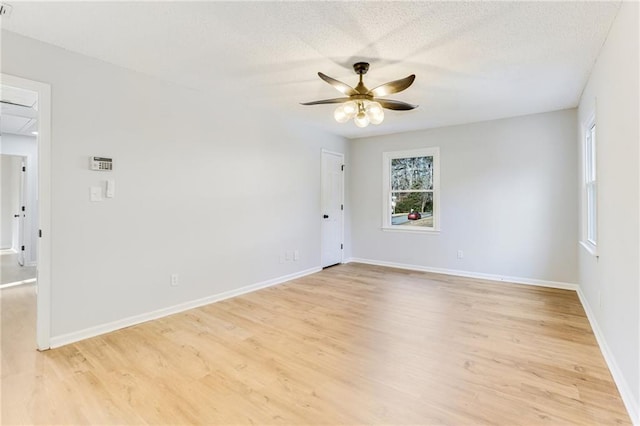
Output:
1 75 51 350
1 83 39 287
1 153 36 286
1 85 39 288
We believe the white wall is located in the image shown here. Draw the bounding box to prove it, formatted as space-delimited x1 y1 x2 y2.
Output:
577 2 639 422
0 135 38 264
1 31 347 338
349 109 578 285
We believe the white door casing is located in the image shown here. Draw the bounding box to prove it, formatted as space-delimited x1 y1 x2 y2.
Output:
321 150 344 268
1 74 52 351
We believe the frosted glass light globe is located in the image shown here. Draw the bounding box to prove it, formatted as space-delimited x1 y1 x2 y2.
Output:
334 105 350 123
335 101 358 123
343 101 357 116
354 112 370 128
366 102 384 125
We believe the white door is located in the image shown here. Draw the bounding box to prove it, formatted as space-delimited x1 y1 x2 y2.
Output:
321 150 344 268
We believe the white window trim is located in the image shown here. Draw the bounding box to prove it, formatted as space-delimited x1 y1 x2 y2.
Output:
581 111 598 257
382 147 441 234
580 240 598 257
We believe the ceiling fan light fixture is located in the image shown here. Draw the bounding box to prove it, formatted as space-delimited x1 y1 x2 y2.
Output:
343 101 357 116
354 110 370 128
334 101 357 123
366 101 384 125
334 100 384 127
333 104 350 123
301 62 417 128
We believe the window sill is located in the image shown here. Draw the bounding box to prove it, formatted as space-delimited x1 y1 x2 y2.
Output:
580 241 599 258
382 226 441 235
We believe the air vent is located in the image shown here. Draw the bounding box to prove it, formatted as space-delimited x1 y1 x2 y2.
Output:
0 3 13 17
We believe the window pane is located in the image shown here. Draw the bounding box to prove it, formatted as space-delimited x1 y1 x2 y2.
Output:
586 132 593 182
391 156 433 191
589 124 596 181
585 122 597 246
391 191 433 227
587 184 597 244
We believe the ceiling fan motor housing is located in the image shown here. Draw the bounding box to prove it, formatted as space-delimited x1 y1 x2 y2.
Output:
353 62 370 75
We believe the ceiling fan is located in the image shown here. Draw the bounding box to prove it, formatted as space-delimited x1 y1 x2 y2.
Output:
301 62 417 128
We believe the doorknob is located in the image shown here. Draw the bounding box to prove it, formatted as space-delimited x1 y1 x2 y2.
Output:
323 214 329 219
13 214 19 218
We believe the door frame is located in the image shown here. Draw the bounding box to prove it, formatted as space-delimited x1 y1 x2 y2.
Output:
17 157 26 266
2 73 52 350
320 149 345 268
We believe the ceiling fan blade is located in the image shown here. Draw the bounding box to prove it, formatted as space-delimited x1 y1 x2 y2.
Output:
377 99 418 111
300 97 352 106
368 75 416 97
318 72 358 96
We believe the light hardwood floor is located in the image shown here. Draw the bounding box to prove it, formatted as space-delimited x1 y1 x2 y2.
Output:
1 263 631 425
0 252 36 286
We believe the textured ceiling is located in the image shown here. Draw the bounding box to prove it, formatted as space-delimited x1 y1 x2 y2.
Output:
1 1 621 139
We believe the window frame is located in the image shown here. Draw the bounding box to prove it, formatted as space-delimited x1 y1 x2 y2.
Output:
382 147 440 233
581 113 598 256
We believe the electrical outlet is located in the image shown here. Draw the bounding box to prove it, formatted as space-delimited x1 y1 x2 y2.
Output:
170 273 179 287
294 250 299 261
279 254 285 264
286 250 293 261
457 250 464 259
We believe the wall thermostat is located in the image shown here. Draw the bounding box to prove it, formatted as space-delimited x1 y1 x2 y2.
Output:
90 156 113 171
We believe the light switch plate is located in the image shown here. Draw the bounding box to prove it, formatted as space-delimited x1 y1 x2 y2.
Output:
90 186 103 202
106 179 115 198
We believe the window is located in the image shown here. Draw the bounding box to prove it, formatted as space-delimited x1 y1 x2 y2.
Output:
583 117 597 253
382 148 440 232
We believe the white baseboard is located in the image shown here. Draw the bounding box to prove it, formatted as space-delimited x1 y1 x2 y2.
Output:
50 266 321 349
345 257 578 290
577 288 639 425
0 278 36 289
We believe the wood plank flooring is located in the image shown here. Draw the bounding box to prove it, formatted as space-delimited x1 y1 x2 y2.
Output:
1 263 631 424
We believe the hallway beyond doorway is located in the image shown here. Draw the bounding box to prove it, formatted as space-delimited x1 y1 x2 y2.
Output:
1 251 36 287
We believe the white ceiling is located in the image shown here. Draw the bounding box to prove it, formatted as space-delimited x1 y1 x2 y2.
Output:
1 1 621 139
1 85 38 136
